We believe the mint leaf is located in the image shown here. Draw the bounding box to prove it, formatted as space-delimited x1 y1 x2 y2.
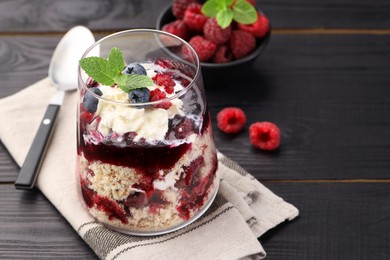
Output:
80 47 154 92
216 9 234 29
203 0 257 28
232 0 257 24
223 0 234 6
108 47 125 74
202 0 222 17
79 57 116 86
115 74 153 92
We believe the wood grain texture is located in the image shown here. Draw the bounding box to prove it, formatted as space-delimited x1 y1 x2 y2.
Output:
0 0 389 32
1 183 389 259
0 36 57 98
261 0 390 29
1 34 390 181
207 34 390 180
0 0 170 33
0 0 389 259
260 182 390 259
0 185 97 259
0 142 18 182
0 34 108 99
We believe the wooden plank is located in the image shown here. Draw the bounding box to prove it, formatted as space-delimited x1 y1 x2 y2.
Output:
0 0 390 32
0 0 389 32
260 182 390 259
0 36 56 98
261 0 390 30
0 184 97 259
1 34 390 181
1 183 389 259
0 0 171 33
0 142 18 182
208 34 390 180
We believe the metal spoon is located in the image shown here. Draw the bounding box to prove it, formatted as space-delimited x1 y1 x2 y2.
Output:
15 26 95 189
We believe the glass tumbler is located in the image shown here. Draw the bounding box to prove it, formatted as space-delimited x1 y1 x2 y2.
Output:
76 29 219 235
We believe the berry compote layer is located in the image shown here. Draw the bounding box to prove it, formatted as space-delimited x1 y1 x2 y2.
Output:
77 59 218 234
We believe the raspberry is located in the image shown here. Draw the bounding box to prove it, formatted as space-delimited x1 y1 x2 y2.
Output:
86 78 98 88
249 122 280 150
183 3 208 31
152 73 175 94
150 88 172 110
229 30 256 60
217 107 247 134
203 18 231 44
95 196 128 224
162 20 190 40
238 13 270 38
80 180 94 208
212 45 233 63
80 108 95 123
150 88 166 101
172 0 196 19
188 35 217 62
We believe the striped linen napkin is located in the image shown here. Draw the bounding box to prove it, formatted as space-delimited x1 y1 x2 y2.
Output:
0 78 299 260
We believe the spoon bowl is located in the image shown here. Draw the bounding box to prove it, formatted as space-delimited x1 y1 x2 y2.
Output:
49 26 95 91
15 26 95 190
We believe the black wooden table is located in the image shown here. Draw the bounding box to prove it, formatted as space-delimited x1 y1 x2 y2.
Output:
1 0 390 259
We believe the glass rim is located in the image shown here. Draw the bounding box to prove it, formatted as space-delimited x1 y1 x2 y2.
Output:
78 29 201 107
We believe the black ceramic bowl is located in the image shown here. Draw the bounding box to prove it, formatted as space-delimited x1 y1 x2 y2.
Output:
156 5 271 76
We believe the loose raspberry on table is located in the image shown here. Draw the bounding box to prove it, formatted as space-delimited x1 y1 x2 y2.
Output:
172 0 197 19
212 45 233 63
150 88 172 110
183 3 208 31
188 35 217 62
238 13 270 38
229 30 256 59
217 107 247 134
203 18 231 45
249 122 280 150
152 73 175 94
162 20 190 40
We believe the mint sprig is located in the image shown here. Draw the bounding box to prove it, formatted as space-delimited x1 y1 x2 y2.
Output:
202 0 257 29
79 57 116 86
108 47 125 74
115 74 154 92
79 47 153 92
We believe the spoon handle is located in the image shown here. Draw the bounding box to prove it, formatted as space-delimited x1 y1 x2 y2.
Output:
15 104 60 189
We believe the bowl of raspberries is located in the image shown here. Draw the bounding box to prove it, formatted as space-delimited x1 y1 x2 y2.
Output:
157 0 270 70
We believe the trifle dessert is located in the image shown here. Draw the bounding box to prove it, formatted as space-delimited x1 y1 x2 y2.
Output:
77 30 218 235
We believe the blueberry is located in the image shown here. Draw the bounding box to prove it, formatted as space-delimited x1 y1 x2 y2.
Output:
83 87 102 113
122 63 147 75
128 88 150 105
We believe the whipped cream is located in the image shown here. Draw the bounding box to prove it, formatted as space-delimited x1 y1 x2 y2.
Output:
94 63 185 142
